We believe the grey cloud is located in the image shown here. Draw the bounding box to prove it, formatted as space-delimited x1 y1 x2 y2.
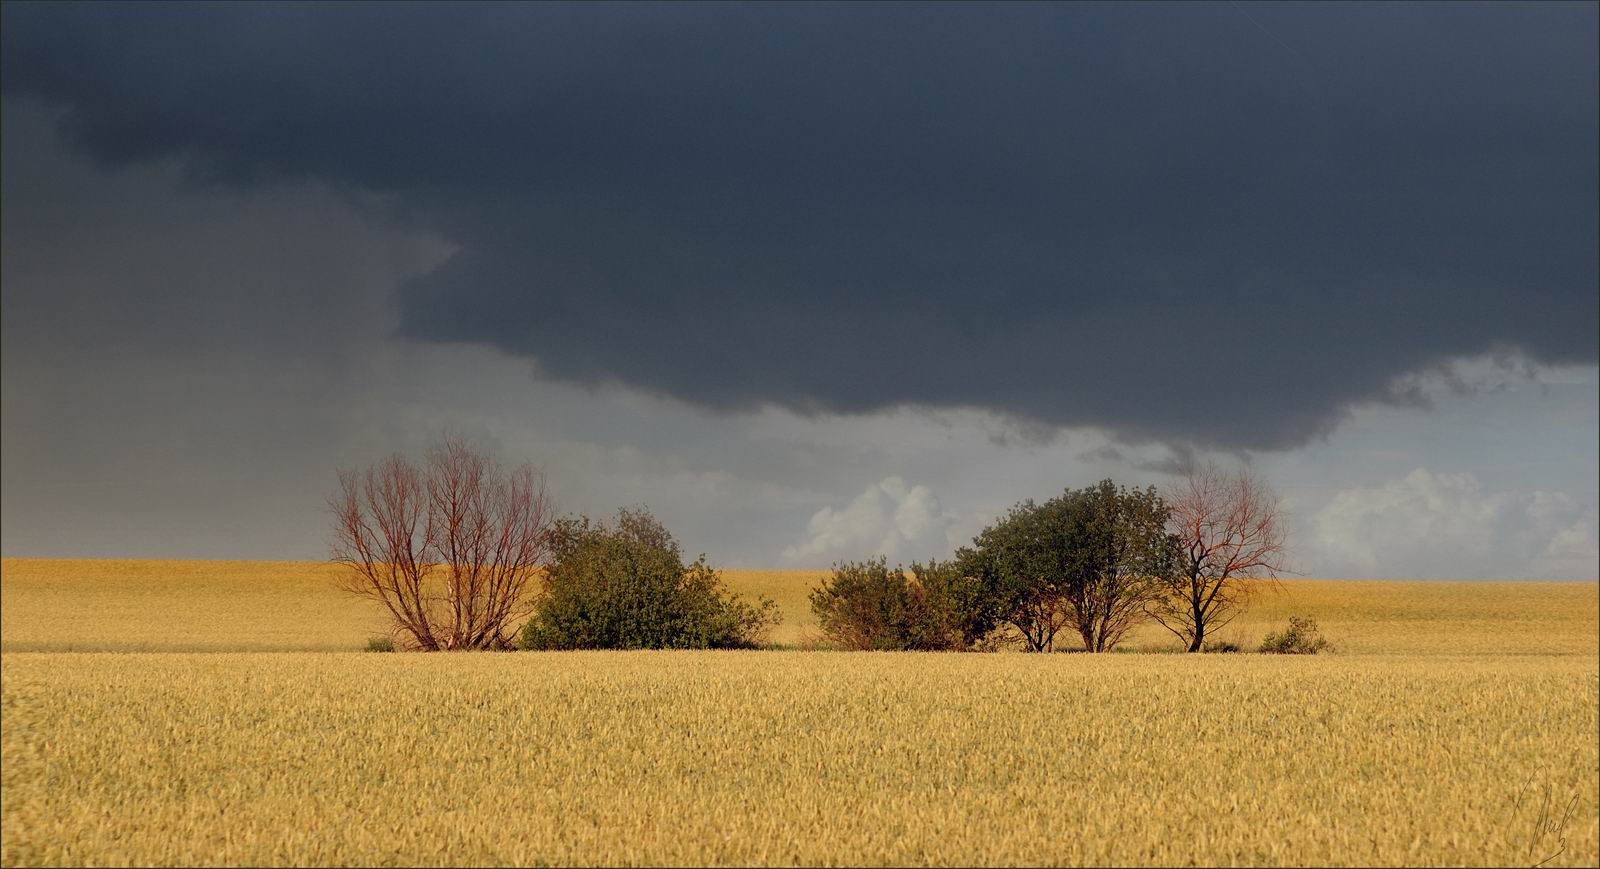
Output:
1075 442 1200 476
1132 444 1200 478
2 1 1595 451
1078 445 1129 465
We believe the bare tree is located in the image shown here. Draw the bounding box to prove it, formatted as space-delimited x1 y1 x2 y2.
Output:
1152 463 1288 652
330 436 554 650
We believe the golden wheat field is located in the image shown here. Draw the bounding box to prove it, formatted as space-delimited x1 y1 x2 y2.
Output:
2 559 1598 867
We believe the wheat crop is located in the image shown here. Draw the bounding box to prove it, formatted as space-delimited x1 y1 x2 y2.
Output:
3 650 1596 867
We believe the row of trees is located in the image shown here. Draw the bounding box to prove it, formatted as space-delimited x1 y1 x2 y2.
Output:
811 470 1287 653
331 438 1285 653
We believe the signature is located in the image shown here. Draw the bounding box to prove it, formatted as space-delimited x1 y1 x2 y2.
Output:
1511 780 1579 867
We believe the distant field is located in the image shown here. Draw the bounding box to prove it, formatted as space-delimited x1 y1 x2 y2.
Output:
2 559 1597 867
1 558 1596 653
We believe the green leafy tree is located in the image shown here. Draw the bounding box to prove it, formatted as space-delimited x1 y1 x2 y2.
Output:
1060 480 1178 652
955 497 1080 652
520 508 777 649
958 480 1178 652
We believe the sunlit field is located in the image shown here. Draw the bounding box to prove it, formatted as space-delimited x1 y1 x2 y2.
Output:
5 652 1597 867
2 558 1595 653
2 560 1597 867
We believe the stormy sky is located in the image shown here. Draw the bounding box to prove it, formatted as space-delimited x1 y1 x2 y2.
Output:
2 1 1595 579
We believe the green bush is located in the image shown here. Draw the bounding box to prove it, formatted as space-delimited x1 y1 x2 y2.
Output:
1259 616 1331 654
909 559 998 648
808 557 967 651
1201 640 1242 654
365 635 395 653
520 508 777 650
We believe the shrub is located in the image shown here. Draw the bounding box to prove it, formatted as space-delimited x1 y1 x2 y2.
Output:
365 635 395 653
1259 616 1331 654
909 559 998 648
1201 640 1242 654
520 508 777 650
809 558 964 651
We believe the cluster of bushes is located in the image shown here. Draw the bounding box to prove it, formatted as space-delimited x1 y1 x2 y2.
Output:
808 479 1327 654
440 491 1323 655
809 480 1165 652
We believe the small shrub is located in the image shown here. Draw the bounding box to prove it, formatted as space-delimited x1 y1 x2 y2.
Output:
1202 640 1242 654
520 508 778 650
1259 616 1331 654
809 557 963 651
365 635 395 653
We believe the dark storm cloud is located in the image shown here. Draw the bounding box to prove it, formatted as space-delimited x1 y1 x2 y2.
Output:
4 1 1594 450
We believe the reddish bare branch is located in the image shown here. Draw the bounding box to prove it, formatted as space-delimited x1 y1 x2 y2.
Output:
330 436 554 651
1152 463 1289 652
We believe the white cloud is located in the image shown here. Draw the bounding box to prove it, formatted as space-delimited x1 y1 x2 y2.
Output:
1309 469 1598 579
780 477 960 566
